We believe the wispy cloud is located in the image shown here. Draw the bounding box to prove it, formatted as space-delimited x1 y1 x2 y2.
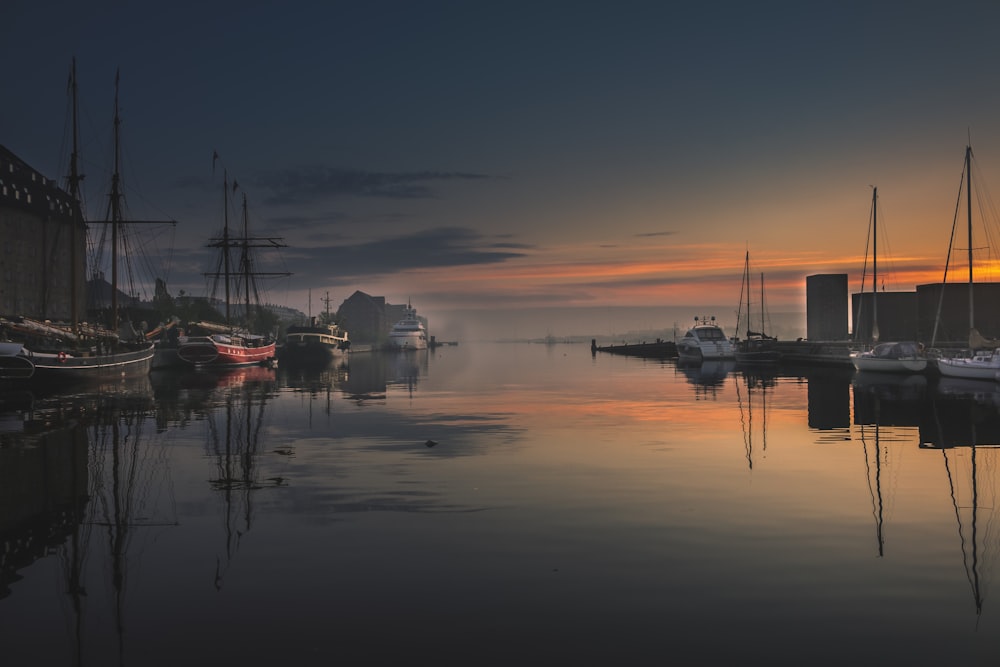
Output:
283 227 531 287
252 166 493 205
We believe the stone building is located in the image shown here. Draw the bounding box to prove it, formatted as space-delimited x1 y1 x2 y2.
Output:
336 290 428 345
0 145 86 321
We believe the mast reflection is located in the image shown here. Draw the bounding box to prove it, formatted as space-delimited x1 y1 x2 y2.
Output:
203 366 279 591
736 369 775 470
922 385 1000 619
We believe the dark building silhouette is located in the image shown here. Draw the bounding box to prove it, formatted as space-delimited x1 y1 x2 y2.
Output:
806 274 848 340
916 282 1000 345
0 145 86 320
850 291 919 343
335 290 428 345
804 268 1000 346
336 291 388 344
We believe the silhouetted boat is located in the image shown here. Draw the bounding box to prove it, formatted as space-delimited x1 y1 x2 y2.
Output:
935 144 1000 380
850 187 927 374
1 63 162 384
734 250 780 365
177 160 287 368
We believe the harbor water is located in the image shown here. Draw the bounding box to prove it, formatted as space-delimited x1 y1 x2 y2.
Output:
2 342 1000 665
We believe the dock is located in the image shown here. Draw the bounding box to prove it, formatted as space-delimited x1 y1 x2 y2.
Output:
591 339 677 359
592 337 856 367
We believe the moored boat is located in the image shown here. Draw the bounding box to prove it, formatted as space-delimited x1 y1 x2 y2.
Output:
849 187 927 374
734 250 780 365
176 161 286 368
388 303 428 351
676 316 735 363
282 318 350 363
0 63 160 385
936 347 1000 381
933 144 1000 380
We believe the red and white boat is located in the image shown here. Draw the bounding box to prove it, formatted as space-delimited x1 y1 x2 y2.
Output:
177 332 275 367
177 160 287 369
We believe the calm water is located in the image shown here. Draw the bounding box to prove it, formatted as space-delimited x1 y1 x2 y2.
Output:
2 342 1000 665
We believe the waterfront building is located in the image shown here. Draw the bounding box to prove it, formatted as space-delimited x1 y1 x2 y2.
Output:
336 290 429 346
0 145 86 321
806 274 848 341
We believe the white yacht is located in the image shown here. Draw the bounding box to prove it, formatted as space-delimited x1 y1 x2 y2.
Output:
388 304 428 350
676 316 735 363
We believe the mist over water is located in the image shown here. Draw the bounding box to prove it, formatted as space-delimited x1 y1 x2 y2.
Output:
427 305 808 342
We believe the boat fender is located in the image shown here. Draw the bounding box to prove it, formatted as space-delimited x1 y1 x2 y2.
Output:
58 351 68 363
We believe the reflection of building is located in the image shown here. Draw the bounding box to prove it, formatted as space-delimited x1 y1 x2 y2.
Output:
0 417 89 599
0 145 86 320
336 290 428 345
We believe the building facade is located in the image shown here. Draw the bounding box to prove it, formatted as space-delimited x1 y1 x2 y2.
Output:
0 145 85 321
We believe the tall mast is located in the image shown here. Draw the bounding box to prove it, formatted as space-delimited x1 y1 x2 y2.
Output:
66 57 84 333
760 272 765 336
242 192 251 330
966 145 974 333
872 186 878 343
108 69 124 332
744 250 751 337
223 171 232 325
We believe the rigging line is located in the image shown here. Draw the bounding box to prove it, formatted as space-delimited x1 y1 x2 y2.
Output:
931 152 971 347
854 191 875 342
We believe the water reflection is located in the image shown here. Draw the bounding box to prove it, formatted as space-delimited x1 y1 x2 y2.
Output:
676 359 735 399
921 392 1000 619
8 347 1000 662
0 378 173 665
183 367 280 590
736 369 775 470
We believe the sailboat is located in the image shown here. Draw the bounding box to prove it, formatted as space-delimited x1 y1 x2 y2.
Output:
177 162 288 367
734 249 780 365
935 145 1000 381
1 63 161 384
850 187 928 374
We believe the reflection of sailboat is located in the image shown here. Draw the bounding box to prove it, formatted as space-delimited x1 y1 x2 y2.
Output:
856 395 898 557
922 395 1000 618
736 370 774 470
18 382 173 666
853 376 926 557
206 365 279 590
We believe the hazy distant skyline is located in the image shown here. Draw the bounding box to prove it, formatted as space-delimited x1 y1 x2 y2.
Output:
4 1 1000 339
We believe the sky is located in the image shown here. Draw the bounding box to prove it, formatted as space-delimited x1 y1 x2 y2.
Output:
4 1 1000 340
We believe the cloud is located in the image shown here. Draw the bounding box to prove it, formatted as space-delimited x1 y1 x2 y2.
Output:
251 166 493 205
283 226 531 286
635 231 677 238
